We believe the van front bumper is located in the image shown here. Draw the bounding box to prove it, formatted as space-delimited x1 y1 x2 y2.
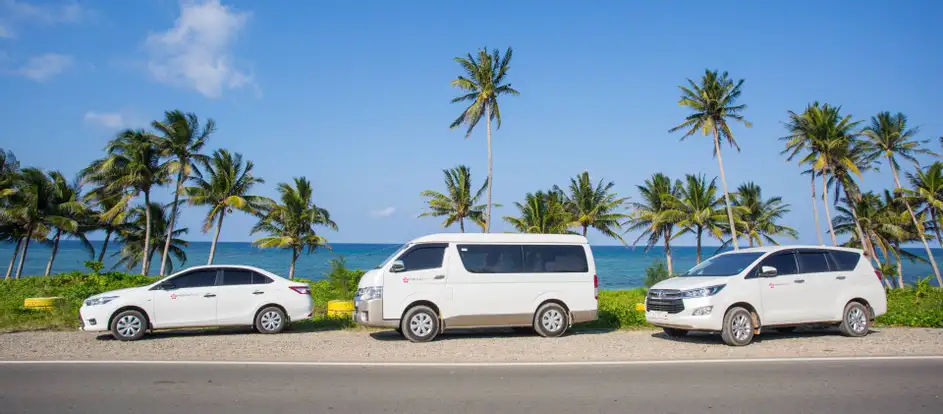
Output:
354 298 399 328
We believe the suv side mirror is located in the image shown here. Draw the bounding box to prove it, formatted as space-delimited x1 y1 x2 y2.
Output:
759 266 778 277
390 260 405 273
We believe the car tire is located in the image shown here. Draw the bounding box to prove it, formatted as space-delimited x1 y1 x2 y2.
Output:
839 302 870 337
110 309 147 341
255 306 287 334
533 303 568 338
394 327 404 337
401 306 439 343
663 327 688 338
721 307 755 346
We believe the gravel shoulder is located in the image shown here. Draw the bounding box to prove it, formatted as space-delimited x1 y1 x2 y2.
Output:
2 327 941 363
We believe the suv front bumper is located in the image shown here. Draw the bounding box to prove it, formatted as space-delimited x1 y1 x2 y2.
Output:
353 298 399 328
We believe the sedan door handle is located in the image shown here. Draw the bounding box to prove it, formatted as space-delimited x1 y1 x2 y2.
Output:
433 275 445 280
252 291 265 295
204 293 217 298
793 279 805 284
836 276 847 280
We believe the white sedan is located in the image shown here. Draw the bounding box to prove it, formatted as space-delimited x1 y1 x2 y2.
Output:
80 265 314 341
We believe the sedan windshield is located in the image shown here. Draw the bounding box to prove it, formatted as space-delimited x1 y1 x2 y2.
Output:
682 252 764 277
375 244 410 269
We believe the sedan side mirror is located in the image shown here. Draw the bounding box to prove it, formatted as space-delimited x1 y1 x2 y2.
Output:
390 260 405 273
759 266 778 277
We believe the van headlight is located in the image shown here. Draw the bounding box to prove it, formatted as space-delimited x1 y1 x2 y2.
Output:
357 286 383 301
84 296 119 306
681 285 726 298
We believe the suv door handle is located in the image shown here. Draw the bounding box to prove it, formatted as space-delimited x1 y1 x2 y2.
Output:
794 279 805 284
433 275 445 280
204 293 217 298
836 276 847 280
252 291 264 295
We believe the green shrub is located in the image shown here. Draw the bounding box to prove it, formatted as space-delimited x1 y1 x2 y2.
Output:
876 286 943 328
583 288 650 329
644 261 672 288
304 258 365 314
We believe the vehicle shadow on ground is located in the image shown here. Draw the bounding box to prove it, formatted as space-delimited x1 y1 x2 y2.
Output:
95 326 257 341
651 327 880 345
369 326 617 342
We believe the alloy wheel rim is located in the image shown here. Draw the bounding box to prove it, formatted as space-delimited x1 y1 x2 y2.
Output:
261 311 281 331
848 308 867 334
410 313 433 336
732 313 751 342
542 309 563 332
116 315 142 338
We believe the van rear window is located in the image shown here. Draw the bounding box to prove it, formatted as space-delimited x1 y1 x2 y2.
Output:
457 245 523 273
523 245 588 273
829 251 861 271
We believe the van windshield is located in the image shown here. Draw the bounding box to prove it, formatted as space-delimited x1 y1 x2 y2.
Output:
375 244 410 269
682 252 764 277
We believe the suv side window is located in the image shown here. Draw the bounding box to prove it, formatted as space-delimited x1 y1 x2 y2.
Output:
829 251 861 271
797 251 830 273
169 269 219 288
758 252 798 276
398 245 446 272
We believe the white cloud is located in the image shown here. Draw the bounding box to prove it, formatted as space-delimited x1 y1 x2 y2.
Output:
0 1 92 37
14 53 72 81
145 0 252 98
371 207 397 218
84 111 124 129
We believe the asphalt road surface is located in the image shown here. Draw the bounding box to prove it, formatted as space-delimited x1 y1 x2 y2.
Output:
1 358 941 413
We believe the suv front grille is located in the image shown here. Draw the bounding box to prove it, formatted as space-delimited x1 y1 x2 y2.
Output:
647 289 685 314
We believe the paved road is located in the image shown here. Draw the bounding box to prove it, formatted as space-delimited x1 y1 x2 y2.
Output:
1 359 940 413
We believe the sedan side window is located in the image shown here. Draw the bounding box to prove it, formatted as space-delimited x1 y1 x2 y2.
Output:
759 253 798 276
221 269 254 286
169 269 219 289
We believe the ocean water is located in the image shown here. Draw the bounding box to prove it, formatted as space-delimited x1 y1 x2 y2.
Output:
2 241 941 289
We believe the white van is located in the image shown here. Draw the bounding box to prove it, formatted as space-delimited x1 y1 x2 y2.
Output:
645 246 887 346
354 233 599 342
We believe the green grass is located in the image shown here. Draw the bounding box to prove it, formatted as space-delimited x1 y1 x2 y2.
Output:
2 272 941 332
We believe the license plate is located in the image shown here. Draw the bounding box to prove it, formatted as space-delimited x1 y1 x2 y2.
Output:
648 311 668 319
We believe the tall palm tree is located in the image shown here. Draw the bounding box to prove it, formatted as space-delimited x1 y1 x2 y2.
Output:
669 69 751 250
626 173 680 274
862 112 942 286
1 224 30 280
153 110 214 276
252 177 338 279
42 171 93 276
907 162 943 249
663 174 734 263
82 130 168 275
83 187 129 263
114 202 188 273
419 165 488 232
553 171 631 242
833 192 896 288
187 149 271 265
503 190 573 234
732 182 798 247
2 168 58 278
880 189 929 288
449 47 520 233
800 168 825 245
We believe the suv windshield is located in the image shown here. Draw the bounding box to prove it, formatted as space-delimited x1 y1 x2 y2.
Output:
682 252 764 277
375 244 410 269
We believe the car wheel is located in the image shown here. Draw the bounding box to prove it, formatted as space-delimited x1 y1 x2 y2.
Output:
255 306 287 334
721 307 755 346
839 302 870 337
663 327 688 338
111 309 147 341
534 303 568 338
401 306 439 343
775 326 797 333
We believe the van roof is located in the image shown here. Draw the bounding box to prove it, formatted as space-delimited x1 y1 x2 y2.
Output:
409 233 589 244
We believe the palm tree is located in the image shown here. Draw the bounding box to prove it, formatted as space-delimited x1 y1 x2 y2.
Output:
732 182 798 247
114 202 188 273
449 46 520 233
663 174 734 263
187 149 271 265
42 171 93 276
553 171 631 242
862 112 942 286
82 130 168 275
2 168 58 278
0 148 19 200
252 177 338 279
669 69 751 250
503 190 573 234
153 110 214 276
880 189 929 288
833 192 896 288
419 165 488 232
800 168 824 245
907 162 943 249
626 173 680 274
83 187 129 263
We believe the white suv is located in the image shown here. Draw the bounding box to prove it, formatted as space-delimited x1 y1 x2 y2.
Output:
79 265 314 341
645 246 887 346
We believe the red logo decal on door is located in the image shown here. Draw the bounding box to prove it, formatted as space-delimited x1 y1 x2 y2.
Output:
170 293 178 299
768 283 774 289
402 276 409 284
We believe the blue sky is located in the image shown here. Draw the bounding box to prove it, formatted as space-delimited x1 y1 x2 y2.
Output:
1 0 941 245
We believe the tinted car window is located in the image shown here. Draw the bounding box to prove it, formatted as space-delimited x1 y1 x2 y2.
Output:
682 252 763 277
523 245 588 273
253 273 274 284
399 245 446 272
457 245 524 273
797 252 830 273
829 251 861 271
170 270 218 288
221 269 253 286
759 253 798 276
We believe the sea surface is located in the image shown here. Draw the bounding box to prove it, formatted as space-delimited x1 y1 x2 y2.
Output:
2 241 941 289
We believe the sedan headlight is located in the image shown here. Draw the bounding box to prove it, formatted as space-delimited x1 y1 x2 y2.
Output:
84 296 119 306
681 285 726 298
356 286 383 301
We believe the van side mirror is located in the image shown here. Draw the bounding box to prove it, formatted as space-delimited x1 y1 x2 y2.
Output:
759 266 778 277
390 260 405 273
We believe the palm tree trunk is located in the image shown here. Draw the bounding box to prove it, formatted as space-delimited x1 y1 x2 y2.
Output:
6 237 23 280
894 242 904 288
208 212 225 265
811 174 824 245
484 106 493 233
141 190 152 276
889 159 942 286
712 131 739 250
582 225 588 237
44 230 62 276
459 218 465 233
931 208 943 250
160 173 184 276
843 186 876 266
15 225 33 279
663 229 673 275
696 226 703 264
821 171 838 246
289 249 298 280
97 229 112 263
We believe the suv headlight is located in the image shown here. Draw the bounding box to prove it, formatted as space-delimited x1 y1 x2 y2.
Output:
681 285 726 298
356 286 383 301
84 296 119 306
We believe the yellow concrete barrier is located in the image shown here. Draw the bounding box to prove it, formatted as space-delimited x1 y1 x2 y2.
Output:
635 303 646 312
24 297 63 311
327 300 355 317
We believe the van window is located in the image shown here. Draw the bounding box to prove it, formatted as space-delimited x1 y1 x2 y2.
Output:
523 245 588 273
758 252 797 276
797 251 830 273
829 251 861 271
457 245 523 273
399 245 446 272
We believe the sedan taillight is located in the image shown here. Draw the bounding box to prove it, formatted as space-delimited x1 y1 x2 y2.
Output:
289 286 311 295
